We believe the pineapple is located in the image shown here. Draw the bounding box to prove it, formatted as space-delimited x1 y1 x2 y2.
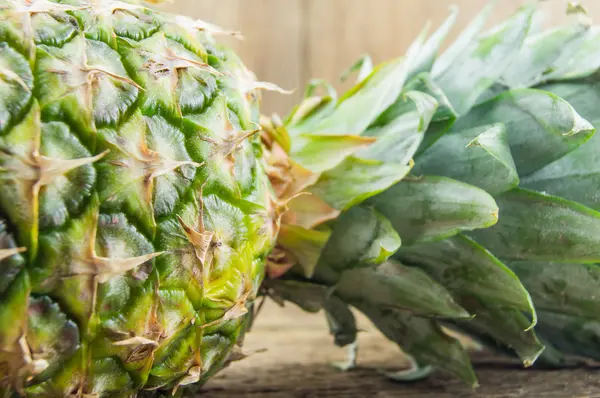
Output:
2 0 600 396
0 0 285 396
262 2 600 386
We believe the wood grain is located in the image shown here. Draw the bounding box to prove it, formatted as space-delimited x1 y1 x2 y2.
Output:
196 301 600 397
164 0 600 115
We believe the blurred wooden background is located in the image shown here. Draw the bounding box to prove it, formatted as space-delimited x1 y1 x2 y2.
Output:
162 0 600 115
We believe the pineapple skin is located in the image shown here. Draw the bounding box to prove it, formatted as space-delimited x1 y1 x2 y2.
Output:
0 1 277 396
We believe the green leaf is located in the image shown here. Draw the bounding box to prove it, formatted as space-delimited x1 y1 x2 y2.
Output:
453 303 544 366
356 303 477 386
534 311 600 362
291 133 375 173
374 73 455 128
267 279 328 313
533 341 577 368
277 224 332 278
291 58 408 136
266 280 358 348
453 88 595 176
310 157 412 211
396 235 536 322
433 1 495 78
396 234 544 365
414 123 519 196
336 262 470 319
324 295 358 347
367 176 498 245
510 261 600 320
545 26 600 81
285 80 337 131
470 188 600 263
539 78 600 128
369 90 438 137
317 206 401 277
434 5 533 115
340 55 374 84
305 79 338 100
407 73 457 119
406 7 458 79
502 23 590 88
403 74 458 152
361 91 438 164
382 363 434 382
522 80 600 210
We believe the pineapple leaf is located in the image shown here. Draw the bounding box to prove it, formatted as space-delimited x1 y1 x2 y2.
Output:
534 311 600 362
454 88 595 176
501 23 590 88
414 123 519 196
545 26 600 81
267 279 358 348
522 80 600 210
355 303 477 386
453 304 544 366
405 73 456 124
290 58 408 136
381 360 434 382
367 176 499 245
335 261 470 319
324 295 358 347
340 55 374 85
432 1 495 78
290 133 375 173
277 224 332 279
434 4 533 115
360 91 438 164
315 206 401 281
372 74 453 129
406 6 458 79
267 279 328 313
397 234 543 365
396 235 536 324
310 157 412 211
510 261 600 321
305 79 338 100
470 188 600 263
286 79 338 130
408 75 458 152
286 95 336 131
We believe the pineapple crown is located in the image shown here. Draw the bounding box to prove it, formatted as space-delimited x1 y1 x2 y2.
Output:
261 1 600 385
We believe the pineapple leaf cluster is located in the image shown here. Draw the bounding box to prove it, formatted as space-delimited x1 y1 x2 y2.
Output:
262 3 600 385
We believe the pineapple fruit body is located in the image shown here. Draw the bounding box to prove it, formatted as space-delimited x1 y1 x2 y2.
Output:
0 0 278 396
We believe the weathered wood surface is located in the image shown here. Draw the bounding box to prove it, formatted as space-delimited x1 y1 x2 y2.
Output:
163 0 600 115
197 302 600 397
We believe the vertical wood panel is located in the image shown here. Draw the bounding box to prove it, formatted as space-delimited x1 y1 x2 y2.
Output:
162 0 303 115
166 0 600 115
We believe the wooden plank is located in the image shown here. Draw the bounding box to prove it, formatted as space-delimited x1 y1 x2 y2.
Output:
198 301 600 397
162 0 303 116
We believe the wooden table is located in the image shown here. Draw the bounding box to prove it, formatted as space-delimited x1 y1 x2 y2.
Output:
200 302 600 397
